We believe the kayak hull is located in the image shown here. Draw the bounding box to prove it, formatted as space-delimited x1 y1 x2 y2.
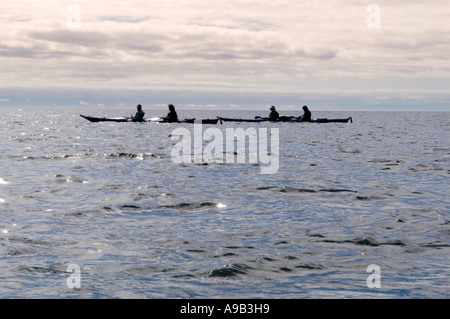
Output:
160 118 220 124
81 115 351 124
80 115 131 122
80 115 219 124
217 117 353 123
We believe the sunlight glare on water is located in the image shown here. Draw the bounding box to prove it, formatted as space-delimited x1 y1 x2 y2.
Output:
0 108 448 298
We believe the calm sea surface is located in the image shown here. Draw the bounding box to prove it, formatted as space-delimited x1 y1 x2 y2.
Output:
0 108 448 298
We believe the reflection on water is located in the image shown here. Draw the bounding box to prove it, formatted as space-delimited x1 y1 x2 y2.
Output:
0 108 448 298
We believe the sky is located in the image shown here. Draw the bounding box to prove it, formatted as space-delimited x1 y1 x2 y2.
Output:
1 0 449 111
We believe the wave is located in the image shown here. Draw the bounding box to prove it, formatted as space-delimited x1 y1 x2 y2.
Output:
8 154 83 161
294 263 326 270
1 247 36 257
1 237 58 247
157 202 218 210
258 185 358 194
104 152 167 160
68 201 228 217
54 175 89 184
6 152 168 162
354 195 384 201
320 236 407 247
207 263 252 278
13 265 68 276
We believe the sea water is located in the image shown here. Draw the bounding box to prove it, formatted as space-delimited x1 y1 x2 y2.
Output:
0 108 448 298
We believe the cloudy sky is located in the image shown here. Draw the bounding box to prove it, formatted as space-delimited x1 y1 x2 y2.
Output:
1 0 449 110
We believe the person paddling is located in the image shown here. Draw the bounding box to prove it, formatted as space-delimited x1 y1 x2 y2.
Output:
131 104 145 122
268 106 279 120
298 105 311 121
164 104 178 122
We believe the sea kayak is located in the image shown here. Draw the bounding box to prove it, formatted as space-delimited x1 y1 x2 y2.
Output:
217 116 353 123
80 115 219 124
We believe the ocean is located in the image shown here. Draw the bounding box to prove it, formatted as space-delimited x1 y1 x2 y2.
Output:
0 107 448 299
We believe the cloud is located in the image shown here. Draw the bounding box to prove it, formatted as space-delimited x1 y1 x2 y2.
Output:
1 0 450 110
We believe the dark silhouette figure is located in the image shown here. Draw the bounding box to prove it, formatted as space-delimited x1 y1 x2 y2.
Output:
299 105 311 121
132 104 145 122
268 106 279 120
164 104 178 122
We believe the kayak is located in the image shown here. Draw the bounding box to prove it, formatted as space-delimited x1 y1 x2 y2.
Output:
80 115 219 124
80 115 130 122
80 114 351 124
217 116 353 123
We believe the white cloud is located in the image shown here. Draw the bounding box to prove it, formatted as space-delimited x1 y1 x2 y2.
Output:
1 1 450 109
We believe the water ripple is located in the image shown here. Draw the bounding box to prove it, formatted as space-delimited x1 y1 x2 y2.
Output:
0 109 448 298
